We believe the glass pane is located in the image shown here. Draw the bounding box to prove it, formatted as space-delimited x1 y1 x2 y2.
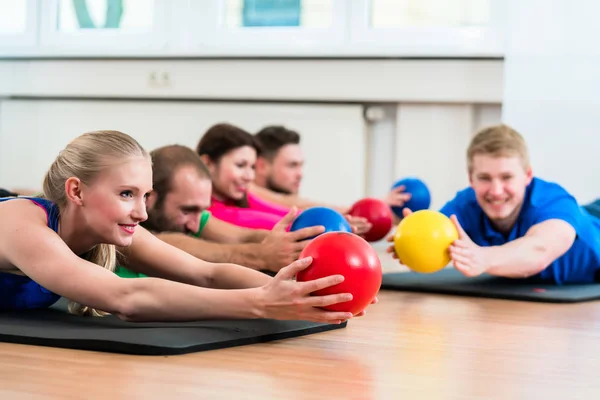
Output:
225 0 334 28
371 0 491 28
56 0 154 32
0 0 27 34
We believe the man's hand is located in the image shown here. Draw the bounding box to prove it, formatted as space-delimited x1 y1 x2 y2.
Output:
345 214 372 236
385 185 412 208
448 215 491 277
259 207 325 272
385 207 412 260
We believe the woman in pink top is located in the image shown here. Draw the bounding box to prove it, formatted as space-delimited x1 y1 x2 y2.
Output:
196 123 295 230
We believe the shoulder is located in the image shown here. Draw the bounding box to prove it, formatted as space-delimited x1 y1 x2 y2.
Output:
529 177 575 204
0 198 51 238
528 177 578 211
453 186 478 202
525 177 581 225
440 186 479 214
208 197 226 209
0 197 50 217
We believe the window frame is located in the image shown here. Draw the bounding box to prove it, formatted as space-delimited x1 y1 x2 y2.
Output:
0 0 39 49
347 0 506 57
189 0 349 56
37 0 170 54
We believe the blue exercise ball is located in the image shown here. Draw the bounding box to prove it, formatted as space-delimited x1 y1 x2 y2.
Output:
290 206 352 239
390 177 431 217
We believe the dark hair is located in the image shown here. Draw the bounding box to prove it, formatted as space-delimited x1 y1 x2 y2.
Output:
196 123 259 162
150 144 211 210
254 125 300 160
196 123 259 208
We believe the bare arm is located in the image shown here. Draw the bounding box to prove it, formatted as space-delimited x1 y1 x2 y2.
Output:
201 214 269 244
484 219 576 278
0 200 355 323
120 226 272 289
448 215 577 279
152 232 268 271
0 200 261 321
158 209 327 273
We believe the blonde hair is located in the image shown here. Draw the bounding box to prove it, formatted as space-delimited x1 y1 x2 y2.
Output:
42 130 149 317
467 124 530 173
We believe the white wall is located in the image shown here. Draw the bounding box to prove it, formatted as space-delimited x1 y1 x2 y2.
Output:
0 59 503 103
0 99 366 205
392 104 503 210
0 59 503 208
503 0 600 204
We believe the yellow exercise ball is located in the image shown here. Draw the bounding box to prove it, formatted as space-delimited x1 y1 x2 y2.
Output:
393 210 459 274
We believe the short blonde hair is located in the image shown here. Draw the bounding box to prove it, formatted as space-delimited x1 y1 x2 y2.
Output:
467 124 530 173
42 130 149 316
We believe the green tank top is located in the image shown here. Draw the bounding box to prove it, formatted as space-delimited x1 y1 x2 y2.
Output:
114 210 211 279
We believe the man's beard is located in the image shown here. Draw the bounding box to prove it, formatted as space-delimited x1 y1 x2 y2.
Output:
266 176 294 195
142 208 183 234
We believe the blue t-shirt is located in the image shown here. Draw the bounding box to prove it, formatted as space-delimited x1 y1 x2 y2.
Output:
0 197 62 309
439 177 600 284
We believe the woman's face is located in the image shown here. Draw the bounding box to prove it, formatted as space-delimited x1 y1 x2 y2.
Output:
210 146 256 201
79 156 152 248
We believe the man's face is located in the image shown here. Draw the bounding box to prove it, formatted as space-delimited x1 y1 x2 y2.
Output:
265 144 304 195
147 166 212 234
469 154 533 228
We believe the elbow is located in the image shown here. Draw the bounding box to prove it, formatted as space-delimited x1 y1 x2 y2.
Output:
531 260 551 277
531 242 560 276
111 295 140 322
113 296 144 322
201 263 218 288
108 280 147 322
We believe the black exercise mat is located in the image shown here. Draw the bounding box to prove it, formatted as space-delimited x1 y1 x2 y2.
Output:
0 188 18 197
381 268 600 303
0 298 347 355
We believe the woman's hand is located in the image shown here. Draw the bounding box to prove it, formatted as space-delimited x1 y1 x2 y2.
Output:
256 257 355 324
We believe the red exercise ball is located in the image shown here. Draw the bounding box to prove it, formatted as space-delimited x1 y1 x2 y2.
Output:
348 197 394 242
296 231 382 316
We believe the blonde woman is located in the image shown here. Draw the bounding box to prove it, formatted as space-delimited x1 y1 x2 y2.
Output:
0 130 371 323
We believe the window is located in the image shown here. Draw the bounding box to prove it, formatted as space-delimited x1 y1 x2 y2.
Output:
56 0 154 32
191 0 346 56
0 0 28 34
0 0 38 49
224 0 333 28
349 0 505 57
370 0 490 29
39 0 168 53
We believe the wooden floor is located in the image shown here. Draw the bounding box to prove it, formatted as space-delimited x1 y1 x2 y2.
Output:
2 252 600 399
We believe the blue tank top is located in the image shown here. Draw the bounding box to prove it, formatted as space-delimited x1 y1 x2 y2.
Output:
0 197 62 309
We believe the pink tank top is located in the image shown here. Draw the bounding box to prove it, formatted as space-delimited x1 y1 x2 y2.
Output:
208 192 295 230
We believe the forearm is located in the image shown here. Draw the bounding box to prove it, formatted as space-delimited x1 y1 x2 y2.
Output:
239 229 269 243
206 261 273 289
117 278 263 322
485 237 555 278
156 233 268 270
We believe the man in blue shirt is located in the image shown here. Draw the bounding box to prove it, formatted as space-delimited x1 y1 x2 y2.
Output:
388 124 600 284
